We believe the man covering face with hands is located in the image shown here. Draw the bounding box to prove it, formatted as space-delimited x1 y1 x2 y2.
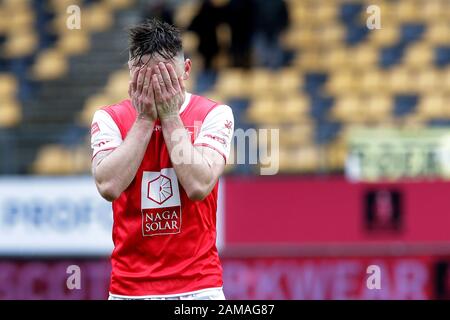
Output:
90 19 234 300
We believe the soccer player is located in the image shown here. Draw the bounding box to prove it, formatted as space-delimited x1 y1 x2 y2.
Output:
90 19 234 300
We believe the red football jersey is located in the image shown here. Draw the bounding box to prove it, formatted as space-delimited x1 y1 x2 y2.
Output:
95 94 232 297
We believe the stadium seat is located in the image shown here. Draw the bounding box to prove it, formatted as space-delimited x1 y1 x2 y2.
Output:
3 31 38 58
350 44 378 69
279 122 314 147
416 93 446 119
330 95 363 123
79 93 115 126
368 24 400 47
103 0 135 11
57 31 91 56
395 1 421 23
360 69 386 94
272 68 303 95
0 73 18 98
387 67 414 93
31 49 68 80
215 69 248 98
279 145 321 172
424 22 450 45
325 70 357 95
415 68 442 93
0 98 21 127
83 3 113 32
403 43 433 69
32 145 73 175
365 94 393 122
278 94 310 122
104 69 130 101
247 69 273 97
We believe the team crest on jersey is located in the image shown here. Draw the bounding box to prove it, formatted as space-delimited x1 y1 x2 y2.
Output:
141 168 181 236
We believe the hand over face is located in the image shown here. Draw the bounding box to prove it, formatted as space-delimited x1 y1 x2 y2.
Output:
152 62 185 120
129 66 157 121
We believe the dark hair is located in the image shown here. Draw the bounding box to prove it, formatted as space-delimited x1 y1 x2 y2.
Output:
128 18 183 66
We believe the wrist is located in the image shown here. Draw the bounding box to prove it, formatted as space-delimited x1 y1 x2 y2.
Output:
159 113 181 123
136 113 156 122
134 116 155 133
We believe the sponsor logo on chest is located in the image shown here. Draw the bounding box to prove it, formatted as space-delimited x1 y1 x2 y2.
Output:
141 168 181 236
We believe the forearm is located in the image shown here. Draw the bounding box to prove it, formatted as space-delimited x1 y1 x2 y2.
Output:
94 118 154 200
161 116 216 199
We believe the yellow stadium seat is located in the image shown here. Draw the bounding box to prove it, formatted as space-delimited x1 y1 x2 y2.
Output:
325 70 357 95
57 31 90 55
272 68 303 95
365 94 393 122
31 49 68 80
360 69 386 94
79 93 115 126
71 144 92 173
424 22 450 45
387 67 414 94
174 1 200 29
247 69 273 97
103 0 135 10
278 94 310 122
325 140 345 170
330 95 364 123
3 31 38 58
414 69 442 94
215 69 248 98
5 8 34 32
182 31 199 55
403 43 434 69
443 67 450 93
2 0 30 7
48 0 82 12
394 0 421 22
290 2 309 27
316 23 345 46
0 98 21 127
246 98 277 124
422 0 446 22
314 3 338 22
367 24 400 47
279 122 314 147
0 73 18 98
322 47 349 70
350 44 378 69
279 145 321 173
416 93 446 119
83 3 113 32
288 27 319 50
105 69 130 101
293 51 324 71
32 145 73 175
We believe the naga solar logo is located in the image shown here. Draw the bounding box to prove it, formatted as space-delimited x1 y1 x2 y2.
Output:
141 168 181 236
147 174 173 205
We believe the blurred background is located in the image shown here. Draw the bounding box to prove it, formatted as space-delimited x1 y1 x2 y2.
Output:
0 0 450 299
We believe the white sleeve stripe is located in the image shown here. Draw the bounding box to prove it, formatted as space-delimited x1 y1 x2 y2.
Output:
91 109 123 158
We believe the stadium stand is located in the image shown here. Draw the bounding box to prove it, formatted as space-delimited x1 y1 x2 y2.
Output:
1 0 449 175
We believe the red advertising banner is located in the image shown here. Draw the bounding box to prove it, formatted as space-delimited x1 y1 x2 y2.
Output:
223 256 438 300
1 256 449 300
223 177 450 251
